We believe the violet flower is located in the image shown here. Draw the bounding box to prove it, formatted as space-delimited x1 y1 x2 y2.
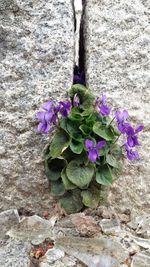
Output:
115 110 130 134
97 94 111 116
58 101 72 117
36 101 56 134
126 125 144 148
85 139 106 162
125 144 139 161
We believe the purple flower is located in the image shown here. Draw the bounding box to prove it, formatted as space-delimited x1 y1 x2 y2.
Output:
36 101 57 134
73 94 80 107
58 101 72 117
125 144 139 161
97 94 111 116
126 124 144 148
85 139 106 162
115 110 130 134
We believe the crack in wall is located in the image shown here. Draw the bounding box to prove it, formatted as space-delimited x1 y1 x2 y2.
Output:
73 0 86 83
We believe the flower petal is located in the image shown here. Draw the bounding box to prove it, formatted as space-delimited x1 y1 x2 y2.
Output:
101 94 107 105
100 105 111 116
96 140 106 150
135 125 144 134
115 110 128 123
36 112 45 122
43 101 53 111
85 139 94 150
88 149 98 162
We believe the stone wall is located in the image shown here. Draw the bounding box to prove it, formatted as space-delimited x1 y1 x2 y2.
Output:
84 0 150 215
0 0 75 212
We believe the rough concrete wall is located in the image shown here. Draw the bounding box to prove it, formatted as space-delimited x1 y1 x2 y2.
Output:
84 0 150 215
0 0 74 212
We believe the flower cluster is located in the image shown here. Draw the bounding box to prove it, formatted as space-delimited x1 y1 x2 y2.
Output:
115 110 144 160
36 100 72 134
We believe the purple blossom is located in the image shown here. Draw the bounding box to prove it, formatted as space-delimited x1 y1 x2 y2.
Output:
85 139 106 162
125 144 139 161
36 101 57 134
97 94 111 116
115 110 130 134
126 124 144 148
73 94 80 107
58 101 72 117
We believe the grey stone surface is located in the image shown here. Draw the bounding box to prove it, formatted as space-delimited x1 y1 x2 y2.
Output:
0 209 20 238
84 0 150 215
0 0 74 212
0 238 31 267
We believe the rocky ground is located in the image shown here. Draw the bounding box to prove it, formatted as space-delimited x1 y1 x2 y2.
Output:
0 207 150 267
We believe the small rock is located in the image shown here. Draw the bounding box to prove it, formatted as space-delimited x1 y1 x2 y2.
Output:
0 209 20 238
71 213 100 237
61 249 119 267
131 251 150 267
127 214 150 238
99 219 121 235
133 236 150 249
7 215 55 244
56 236 128 264
39 248 65 266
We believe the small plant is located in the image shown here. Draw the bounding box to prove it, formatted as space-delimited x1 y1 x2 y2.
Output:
36 82 144 214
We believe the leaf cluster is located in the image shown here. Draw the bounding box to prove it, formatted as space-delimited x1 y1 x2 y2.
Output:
44 84 123 214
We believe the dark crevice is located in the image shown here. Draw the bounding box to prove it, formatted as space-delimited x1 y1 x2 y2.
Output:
73 0 86 86
79 0 86 76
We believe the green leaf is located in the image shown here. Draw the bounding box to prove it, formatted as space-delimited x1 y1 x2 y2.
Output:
93 122 114 141
50 179 66 196
60 189 83 214
50 129 70 158
45 158 66 181
79 124 92 136
111 144 123 159
106 154 118 168
61 168 76 190
70 139 83 154
96 165 113 186
81 186 100 208
66 159 95 189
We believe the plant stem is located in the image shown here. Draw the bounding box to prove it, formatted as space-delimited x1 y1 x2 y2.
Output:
108 116 115 126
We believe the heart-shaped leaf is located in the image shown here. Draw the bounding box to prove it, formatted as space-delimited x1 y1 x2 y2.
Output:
45 158 66 181
106 154 118 168
50 178 66 196
93 122 114 141
60 189 83 214
81 186 100 208
96 165 113 186
50 129 70 158
61 168 76 190
70 140 83 154
66 159 95 189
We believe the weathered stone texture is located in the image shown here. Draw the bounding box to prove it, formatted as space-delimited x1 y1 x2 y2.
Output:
84 0 150 214
0 0 74 212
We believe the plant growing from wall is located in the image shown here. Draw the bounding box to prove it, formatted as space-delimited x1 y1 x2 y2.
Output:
36 80 144 214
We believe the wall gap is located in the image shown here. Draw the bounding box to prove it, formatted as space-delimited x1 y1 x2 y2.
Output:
73 0 86 83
